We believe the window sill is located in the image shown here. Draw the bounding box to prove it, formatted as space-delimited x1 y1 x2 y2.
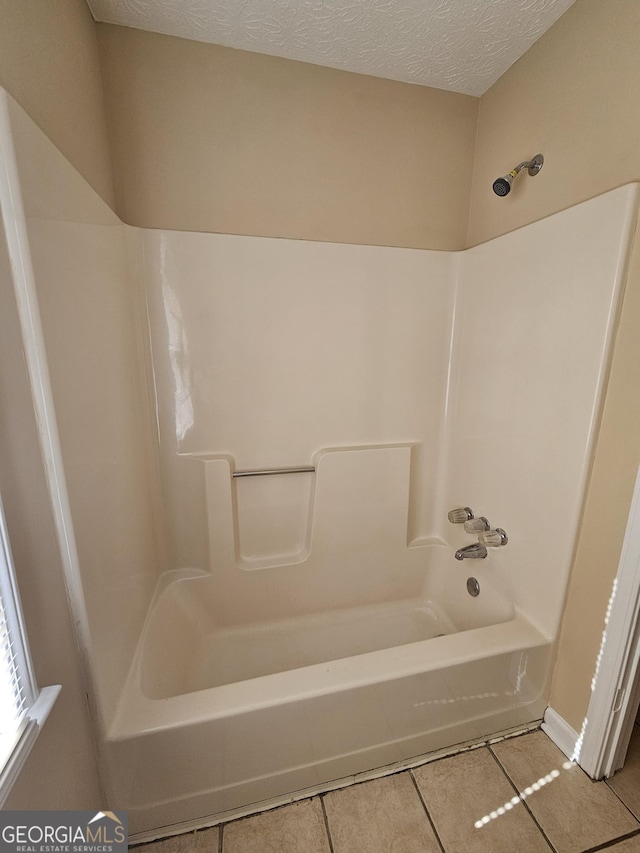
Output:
0 684 61 806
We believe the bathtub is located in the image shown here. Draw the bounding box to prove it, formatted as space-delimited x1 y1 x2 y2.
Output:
2 88 635 840
104 567 552 836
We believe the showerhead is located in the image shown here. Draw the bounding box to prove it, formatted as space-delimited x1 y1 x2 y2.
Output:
492 174 514 196
492 154 544 197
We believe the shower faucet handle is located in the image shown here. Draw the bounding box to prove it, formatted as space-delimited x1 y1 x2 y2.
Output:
448 507 474 524
478 528 508 547
464 516 490 533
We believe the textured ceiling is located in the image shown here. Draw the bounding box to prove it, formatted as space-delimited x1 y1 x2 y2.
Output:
86 0 576 96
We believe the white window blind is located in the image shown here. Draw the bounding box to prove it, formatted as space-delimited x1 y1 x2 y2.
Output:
0 493 59 804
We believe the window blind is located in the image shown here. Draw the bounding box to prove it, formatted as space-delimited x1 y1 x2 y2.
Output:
0 494 59 803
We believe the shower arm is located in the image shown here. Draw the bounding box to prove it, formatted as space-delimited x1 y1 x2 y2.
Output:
492 153 544 197
512 156 544 177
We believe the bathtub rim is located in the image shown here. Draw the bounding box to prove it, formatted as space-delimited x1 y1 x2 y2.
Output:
109 598 551 740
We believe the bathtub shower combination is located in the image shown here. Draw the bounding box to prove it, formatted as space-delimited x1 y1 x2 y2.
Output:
1 90 638 835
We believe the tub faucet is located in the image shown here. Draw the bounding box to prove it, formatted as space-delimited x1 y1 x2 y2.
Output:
455 543 488 560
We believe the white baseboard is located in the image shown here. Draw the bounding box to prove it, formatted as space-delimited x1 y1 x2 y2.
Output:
541 706 580 761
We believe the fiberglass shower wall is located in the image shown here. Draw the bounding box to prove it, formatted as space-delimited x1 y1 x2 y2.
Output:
130 184 635 636
130 229 457 619
0 92 162 729
443 184 638 637
443 186 637 641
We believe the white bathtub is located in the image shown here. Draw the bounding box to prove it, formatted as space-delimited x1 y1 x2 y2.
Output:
104 569 551 836
3 91 636 841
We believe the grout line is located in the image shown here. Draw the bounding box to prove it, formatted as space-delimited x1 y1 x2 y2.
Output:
220 794 318 830
603 779 640 825
319 796 336 853
580 827 640 852
604 723 640 827
488 745 557 852
408 770 446 853
487 721 543 744
218 823 223 853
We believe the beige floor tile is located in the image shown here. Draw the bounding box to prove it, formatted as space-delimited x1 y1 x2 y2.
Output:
492 730 639 853
323 772 440 853
134 827 219 853
608 726 640 818
223 798 330 853
413 746 550 853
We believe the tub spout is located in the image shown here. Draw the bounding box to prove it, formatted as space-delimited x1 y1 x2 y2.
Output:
455 543 488 560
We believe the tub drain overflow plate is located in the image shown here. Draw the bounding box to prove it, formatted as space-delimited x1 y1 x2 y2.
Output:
466 577 480 597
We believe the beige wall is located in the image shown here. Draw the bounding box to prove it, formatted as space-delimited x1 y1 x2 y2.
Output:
469 0 640 732
468 0 640 247
0 0 115 208
96 24 477 251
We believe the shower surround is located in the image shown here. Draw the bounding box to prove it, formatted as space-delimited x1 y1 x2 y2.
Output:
1 90 637 834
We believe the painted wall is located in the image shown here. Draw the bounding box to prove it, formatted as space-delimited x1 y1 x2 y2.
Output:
0 0 115 208
468 0 640 248
468 0 640 732
96 24 478 251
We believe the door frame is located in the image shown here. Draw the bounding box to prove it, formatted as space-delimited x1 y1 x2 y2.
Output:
576 463 640 778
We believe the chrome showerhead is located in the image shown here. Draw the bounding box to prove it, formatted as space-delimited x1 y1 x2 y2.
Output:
492 154 544 197
492 174 514 196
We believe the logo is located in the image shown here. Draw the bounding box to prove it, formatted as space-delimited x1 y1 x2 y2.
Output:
0 811 128 853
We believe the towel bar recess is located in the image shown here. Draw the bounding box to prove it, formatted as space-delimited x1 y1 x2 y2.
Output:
232 466 315 478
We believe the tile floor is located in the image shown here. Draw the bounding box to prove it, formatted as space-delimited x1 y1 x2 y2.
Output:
135 726 640 853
